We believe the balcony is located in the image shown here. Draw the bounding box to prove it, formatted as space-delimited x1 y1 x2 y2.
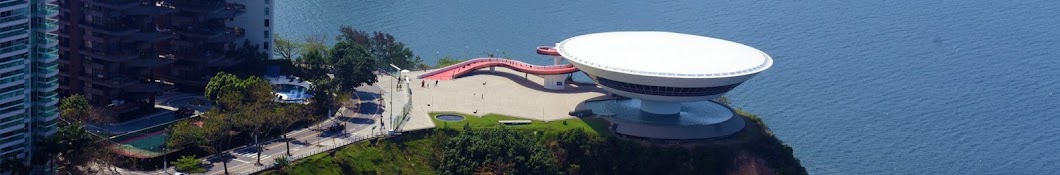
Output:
79 20 137 35
123 4 176 16
0 71 24 85
0 29 27 41
36 107 60 122
40 18 59 32
173 25 230 39
35 76 57 91
126 27 175 41
126 54 176 67
0 0 28 10
35 91 58 106
0 14 27 27
207 28 243 42
35 62 58 77
36 33 57 47
78 48 137 62
207 3 246 19
85 0 141 9
168 0 226 13
36 3 58 17
0 44 28 57
85 75 137 88
35 47 58 63
0 90 24 104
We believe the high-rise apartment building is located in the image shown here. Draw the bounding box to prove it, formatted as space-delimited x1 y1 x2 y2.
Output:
228 0 272 55
0 0 61 163
57 0 271 115
56 0 176 115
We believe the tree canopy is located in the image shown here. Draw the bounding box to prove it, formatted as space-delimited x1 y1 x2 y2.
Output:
337 26 425 70
204 72 274 110
330 41 378 92
273 34 301 60
59 94 109 123
35 122 107 173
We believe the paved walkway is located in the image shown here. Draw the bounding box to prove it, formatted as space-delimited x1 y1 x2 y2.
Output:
403 67 608 131
376 74 411 132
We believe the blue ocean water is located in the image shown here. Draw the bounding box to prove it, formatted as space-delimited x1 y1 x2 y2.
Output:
275 1 1060 174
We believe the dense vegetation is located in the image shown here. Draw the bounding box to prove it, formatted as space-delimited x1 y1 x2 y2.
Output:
266 113 806 175
168 72 321 173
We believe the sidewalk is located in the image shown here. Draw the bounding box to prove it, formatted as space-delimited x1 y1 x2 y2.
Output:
376 74 412 132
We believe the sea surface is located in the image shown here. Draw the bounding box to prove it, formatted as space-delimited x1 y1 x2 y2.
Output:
275 1 1060 174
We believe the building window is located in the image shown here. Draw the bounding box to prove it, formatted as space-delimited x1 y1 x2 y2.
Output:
264 30 269 38
263 42 269 50
264 19 269 27
595 77 742 97
265 7 270 15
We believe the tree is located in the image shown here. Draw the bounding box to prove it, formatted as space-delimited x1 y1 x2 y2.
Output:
438 128 560 175
273 33 301 60
173 155 206 173
35 122 106 174
202 72 282 168
205 72 273 110
204 73 241 103
300 49 330 80
301 34 330 63
219 79 278 166
277 104 313 156
309 78 337 116
59 94 109 123
167 108 236 174
331 41 377 93
337 26 423 69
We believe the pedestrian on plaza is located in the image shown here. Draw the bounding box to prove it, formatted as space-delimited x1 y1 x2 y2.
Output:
435 80 438 87
421 80 425 87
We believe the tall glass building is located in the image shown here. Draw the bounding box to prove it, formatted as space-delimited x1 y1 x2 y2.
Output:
0 0 60 163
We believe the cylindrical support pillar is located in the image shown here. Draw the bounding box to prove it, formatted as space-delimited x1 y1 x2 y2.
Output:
553 56 563 65
543 74 565 90
490 66 495 72
640 100 681 115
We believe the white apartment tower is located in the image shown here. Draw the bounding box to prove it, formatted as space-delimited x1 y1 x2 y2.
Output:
0 0 60 164
229 0 273 57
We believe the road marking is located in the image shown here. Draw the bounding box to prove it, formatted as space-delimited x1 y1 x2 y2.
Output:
231 158 250 163
233 151 272 159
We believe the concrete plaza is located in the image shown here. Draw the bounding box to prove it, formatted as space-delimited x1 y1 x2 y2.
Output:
397 67 608 131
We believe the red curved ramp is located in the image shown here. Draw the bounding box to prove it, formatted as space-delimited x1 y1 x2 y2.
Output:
418 58 579 80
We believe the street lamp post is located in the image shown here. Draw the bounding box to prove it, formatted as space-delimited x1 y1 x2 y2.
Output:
388 64 402 134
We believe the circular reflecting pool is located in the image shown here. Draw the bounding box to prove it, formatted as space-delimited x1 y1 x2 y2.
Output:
435 114 466 122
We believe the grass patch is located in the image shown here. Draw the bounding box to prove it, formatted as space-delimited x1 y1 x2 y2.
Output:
429 112 609 136
272 131 437 175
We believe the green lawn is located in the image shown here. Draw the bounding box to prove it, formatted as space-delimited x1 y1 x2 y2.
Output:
267 113 613 175
277 133 437 175
429 112 610 136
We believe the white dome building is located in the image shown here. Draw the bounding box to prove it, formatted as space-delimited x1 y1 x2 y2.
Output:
558 31 773 114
